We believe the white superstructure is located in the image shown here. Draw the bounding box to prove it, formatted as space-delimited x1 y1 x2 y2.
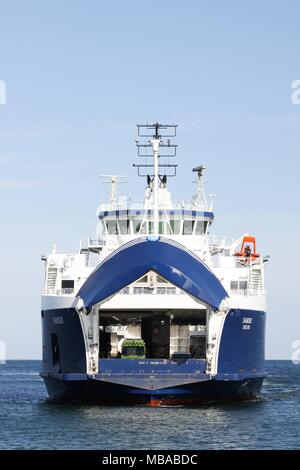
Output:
41 123 267 376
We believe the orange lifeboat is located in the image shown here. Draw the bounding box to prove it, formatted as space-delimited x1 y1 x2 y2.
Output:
234 235 260 261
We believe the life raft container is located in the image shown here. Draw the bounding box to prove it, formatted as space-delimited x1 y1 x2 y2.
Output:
234 235 260 260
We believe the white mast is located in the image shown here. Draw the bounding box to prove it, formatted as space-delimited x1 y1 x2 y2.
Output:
99 175 126 210
150 134 161 236
192 165 208 209
134 123 178 237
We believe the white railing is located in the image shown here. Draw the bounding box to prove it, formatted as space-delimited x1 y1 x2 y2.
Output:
43 288 59 295
88 237 105 246
43 286 265 297
98 200 210 213
230 288 265 297
43 288 75 296
121 286 183 295
80 237 106 254
61 287 74 295
209 235 235 248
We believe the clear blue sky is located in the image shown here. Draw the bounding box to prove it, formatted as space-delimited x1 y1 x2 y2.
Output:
1 0 299 359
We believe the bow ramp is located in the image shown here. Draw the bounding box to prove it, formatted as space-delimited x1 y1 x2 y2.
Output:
76 236 228 311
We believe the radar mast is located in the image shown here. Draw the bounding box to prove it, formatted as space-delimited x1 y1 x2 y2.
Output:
192 165 208 209
134 123 178 236
100 175 127 210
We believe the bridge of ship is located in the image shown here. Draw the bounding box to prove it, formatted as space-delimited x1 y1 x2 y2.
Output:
98 208 214 237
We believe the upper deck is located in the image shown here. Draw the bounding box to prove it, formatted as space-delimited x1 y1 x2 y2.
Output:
42 123 267 306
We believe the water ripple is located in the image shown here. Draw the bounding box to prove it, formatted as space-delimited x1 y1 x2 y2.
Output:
0 360 299 450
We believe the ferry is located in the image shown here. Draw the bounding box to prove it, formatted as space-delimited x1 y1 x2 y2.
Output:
41 123 267 405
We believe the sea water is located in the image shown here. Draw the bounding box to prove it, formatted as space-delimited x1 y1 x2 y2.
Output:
0 360 299 449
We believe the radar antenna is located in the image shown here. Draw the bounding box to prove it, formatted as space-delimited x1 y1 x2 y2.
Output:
192 165 208 209
99 175 127 209
134 122 178 178
192 165 206 178
134 122 178 236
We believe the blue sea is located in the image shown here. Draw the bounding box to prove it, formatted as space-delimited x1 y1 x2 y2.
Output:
0 360 299 450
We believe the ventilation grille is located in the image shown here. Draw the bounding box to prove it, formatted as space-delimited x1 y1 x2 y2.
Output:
47 268 58 289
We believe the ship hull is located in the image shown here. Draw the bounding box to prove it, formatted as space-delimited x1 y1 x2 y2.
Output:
42 374 265 406
41 306 266 406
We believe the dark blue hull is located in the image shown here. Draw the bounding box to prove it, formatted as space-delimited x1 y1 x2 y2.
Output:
41 307 266 406
42 374 265 406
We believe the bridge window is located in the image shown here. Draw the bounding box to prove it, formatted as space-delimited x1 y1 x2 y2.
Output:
183 220 195 235
118 219 130 234
148 221 154 234
195 221 208 235
107 220 118 235
159 221 164 234
168 220 181 235
140 222 146 234
133 220 141 233
132 220 146 234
